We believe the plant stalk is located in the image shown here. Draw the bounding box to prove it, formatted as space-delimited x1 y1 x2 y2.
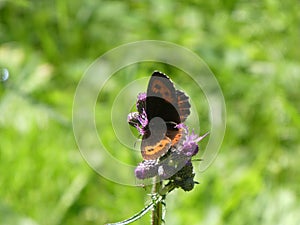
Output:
151 177 163 225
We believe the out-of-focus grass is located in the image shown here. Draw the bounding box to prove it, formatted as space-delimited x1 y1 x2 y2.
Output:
0 0 299 225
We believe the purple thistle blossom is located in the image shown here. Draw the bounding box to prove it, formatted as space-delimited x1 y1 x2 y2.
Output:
135 160 158 179
180 131 209 157
137 108 148 129
175 123 186 129
127 112 139 126
128 92 148 135
137 92 146 101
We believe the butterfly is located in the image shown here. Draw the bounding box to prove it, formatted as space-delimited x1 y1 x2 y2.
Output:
141 71 191 160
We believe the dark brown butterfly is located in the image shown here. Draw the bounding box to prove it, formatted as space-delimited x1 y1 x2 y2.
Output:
141 71 191 160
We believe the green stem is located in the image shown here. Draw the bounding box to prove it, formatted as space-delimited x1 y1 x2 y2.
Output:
151 177 163 225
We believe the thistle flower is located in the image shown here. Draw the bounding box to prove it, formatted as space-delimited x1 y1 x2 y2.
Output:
135 160 158 180
127 93 148 135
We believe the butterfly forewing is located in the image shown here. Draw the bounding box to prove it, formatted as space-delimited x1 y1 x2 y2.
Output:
146 71 180 124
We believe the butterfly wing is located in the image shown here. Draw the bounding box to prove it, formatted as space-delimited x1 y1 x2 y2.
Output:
141 123 186 160
141 117 172 160
176 90 190 122
147 71 191 123
141 135 171 160
141 71 191 160
146 71 181 124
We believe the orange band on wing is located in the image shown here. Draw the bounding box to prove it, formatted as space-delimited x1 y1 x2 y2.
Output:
171 131 183 146
142 138 171 160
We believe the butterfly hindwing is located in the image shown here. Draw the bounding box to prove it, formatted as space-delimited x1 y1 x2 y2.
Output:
141 117 171 160
141 136 171 160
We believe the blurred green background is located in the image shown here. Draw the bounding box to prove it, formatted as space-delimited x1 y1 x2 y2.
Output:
0 0 299 225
